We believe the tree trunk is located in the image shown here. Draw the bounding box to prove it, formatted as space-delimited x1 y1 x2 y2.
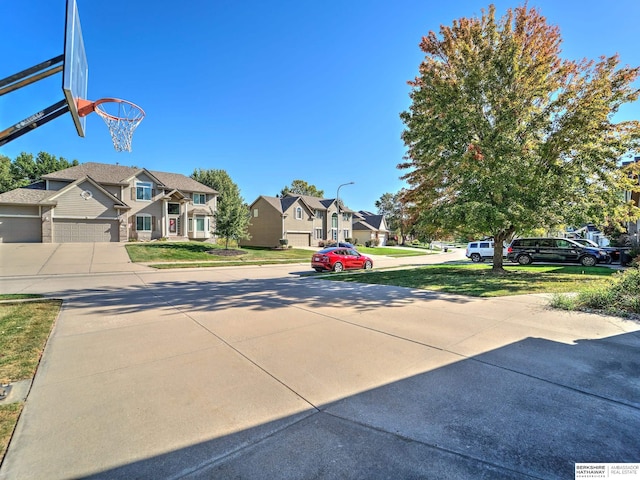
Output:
492 228 515 273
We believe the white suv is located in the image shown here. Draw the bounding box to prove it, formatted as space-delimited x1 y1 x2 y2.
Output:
465 240 507 262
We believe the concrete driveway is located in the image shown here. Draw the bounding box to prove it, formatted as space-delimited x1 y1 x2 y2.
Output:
0 242 151 276
0 243 639 479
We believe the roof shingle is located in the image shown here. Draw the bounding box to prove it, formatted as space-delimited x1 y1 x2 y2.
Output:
41 162 217 194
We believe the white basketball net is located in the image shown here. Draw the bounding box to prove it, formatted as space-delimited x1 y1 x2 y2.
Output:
94 100 145 152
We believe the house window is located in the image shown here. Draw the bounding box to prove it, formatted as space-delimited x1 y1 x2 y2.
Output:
136 215 152 231
168 203 180 215
193 193 206 205
195 217 205 231
315 210 323 219
295 207 302 220
253 208 259 217
342 213 349 221
188 218 193 232
136 182 153 201
314 228 323 240
343 228 349 239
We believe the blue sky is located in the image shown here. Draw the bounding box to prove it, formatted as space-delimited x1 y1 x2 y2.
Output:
2 1 639 211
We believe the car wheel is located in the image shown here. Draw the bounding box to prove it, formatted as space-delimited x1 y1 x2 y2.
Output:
470 253 482 262
364 260 372 270
333 262 344 272
517 254 532 265
580 255 597 267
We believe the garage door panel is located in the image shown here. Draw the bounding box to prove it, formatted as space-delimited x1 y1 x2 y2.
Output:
54 220 118 242
0 218 41 243
287 233 310 247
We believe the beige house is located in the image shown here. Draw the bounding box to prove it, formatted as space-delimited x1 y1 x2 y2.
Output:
0 162 217 243
353 210 390 246
242 194 355 248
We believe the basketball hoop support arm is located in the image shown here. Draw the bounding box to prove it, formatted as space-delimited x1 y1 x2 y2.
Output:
0 100 69 147
0 55 64 97
0 55 70 146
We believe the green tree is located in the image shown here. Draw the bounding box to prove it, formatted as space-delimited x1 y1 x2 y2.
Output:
399 4 640 272
375 191 409 244
191 169 250 249
9 152 79 188
280 180 324 198
0 155 14 193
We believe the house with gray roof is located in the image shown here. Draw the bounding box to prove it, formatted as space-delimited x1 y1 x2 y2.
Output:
353 210 390 246
242 194 356 248
0 162 217 243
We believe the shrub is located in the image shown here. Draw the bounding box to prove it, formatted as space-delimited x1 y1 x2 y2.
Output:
550 293 577 311
561 268 640 316
387 239 397 246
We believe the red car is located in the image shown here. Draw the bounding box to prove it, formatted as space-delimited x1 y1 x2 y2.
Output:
311 247 373 273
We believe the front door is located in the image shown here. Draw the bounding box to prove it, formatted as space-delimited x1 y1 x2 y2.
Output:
168 203 180 236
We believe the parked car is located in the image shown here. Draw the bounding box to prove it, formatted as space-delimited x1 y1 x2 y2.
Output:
311 247 373 272
571 238 618 263
506 237 610 266
324 242 356 249
465 239 507 262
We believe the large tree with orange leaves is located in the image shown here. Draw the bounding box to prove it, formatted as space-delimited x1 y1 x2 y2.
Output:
399 4 640 271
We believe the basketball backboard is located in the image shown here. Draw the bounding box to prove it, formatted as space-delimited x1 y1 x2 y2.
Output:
62 0 88 137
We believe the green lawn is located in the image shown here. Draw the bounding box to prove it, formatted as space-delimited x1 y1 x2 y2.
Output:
124 242 434 268
125 242 312 266
326 264 617 297
356 246 434 257
0 297 60 461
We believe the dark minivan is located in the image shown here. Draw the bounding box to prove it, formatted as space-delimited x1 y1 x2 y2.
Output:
506 237 610 266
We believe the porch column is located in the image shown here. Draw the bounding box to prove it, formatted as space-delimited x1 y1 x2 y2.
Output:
163 200 167 237
183 203 188 238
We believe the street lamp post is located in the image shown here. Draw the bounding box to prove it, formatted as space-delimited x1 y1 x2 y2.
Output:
336 181 354 245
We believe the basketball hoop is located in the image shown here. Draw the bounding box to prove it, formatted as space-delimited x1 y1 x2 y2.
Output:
78 98 145 152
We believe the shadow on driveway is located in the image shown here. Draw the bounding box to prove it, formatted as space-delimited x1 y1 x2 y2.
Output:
55 276 474 317
81 332 640 480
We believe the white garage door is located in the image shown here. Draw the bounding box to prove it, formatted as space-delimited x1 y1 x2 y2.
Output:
286 233 310 247
0 217 41 243
54 220 119 242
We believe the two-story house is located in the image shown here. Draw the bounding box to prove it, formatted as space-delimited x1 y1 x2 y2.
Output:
242 194 355 248
352 210 390 246
0 162 217 243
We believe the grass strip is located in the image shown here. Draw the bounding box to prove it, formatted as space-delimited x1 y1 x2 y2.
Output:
354 246 433 257
0 299 60 461
325 264 616 297
0 294 43 301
